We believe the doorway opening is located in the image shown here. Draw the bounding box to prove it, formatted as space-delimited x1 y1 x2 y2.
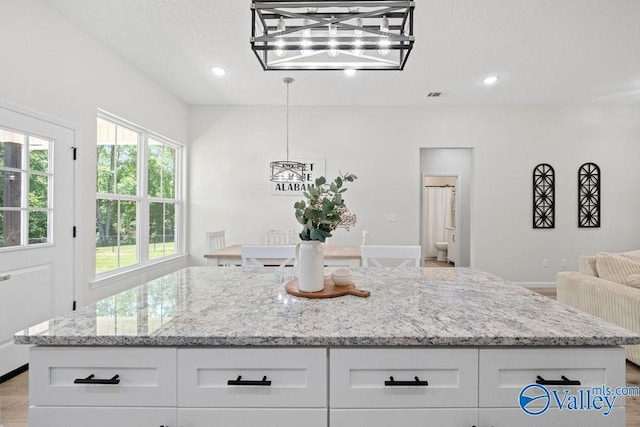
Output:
419 148 473 267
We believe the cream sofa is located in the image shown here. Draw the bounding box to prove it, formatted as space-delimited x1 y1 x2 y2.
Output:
557 250 640 365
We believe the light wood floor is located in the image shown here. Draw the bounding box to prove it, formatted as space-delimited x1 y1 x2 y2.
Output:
1 288 639 426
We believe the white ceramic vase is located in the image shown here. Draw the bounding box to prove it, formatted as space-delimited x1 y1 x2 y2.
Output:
296 240 325 292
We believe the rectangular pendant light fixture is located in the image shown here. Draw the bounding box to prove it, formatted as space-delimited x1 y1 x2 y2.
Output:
251 1 415 71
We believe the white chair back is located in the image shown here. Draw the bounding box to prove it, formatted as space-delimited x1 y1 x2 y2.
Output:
361 230 370 246
241 245 297 268
265 229 297 245
206 230 226 251
361 245 422 267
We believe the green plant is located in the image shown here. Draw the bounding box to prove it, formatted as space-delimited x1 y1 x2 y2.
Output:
294 172 358 242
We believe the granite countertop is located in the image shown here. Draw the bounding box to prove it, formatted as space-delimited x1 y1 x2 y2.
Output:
14 266 640 347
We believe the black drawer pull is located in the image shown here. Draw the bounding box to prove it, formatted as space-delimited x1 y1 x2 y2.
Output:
227 375 271 386
384 376 429 386
536 375 581 386
73 374 120 385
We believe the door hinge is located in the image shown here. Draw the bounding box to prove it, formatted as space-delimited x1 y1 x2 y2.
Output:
72 300 77 311
72 147 77 160
72 226 77 238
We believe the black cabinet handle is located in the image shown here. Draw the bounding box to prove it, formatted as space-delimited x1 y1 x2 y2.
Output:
536 375 581 386
384 376 429 386
73 374 120 385
227 375 271 386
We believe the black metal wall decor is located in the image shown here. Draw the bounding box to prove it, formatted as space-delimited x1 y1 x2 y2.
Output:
578 162 601 228
533 163 555 229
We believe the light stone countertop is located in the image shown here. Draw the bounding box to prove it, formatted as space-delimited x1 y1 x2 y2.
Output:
14 266 640 347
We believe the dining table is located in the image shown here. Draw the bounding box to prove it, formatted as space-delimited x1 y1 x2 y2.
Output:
204 244 361 267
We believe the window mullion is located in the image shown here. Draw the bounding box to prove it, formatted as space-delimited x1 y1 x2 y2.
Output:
139 131 149 264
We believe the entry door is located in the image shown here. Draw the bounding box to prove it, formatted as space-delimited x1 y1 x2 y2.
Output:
0 106 75 376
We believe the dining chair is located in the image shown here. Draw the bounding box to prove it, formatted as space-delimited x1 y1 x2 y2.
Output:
206 230 226 252
241 245 297 268
360 245 422 267
361 230 370 246
265 229 297 245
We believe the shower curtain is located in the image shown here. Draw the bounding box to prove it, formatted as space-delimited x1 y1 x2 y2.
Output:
422 187 453 258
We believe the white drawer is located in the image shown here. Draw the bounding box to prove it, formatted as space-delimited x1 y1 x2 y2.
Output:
29 407 177 427
479 347 626 408
479 407 625 426
29 347 177 407
331 408 478 427
330 348 478 408
178 408 326 427
177 348 326 408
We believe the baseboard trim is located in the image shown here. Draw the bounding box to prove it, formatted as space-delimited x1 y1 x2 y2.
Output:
515 282 556 288
0 363 28 384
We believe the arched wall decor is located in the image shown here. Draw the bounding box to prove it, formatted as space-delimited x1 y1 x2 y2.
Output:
578 162 601 228
533 163 555 229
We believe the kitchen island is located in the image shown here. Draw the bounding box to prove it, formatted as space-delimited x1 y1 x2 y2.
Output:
16 266 640 426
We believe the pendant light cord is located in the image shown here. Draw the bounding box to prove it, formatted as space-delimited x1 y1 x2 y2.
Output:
282 76 294 162
285 78 290 161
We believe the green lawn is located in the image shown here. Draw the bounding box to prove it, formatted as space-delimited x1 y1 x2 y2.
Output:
96 242 176 273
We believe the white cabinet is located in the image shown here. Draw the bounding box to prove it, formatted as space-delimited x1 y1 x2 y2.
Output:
29 407 176 427
29 347 177 407
331 409 478 427
27 346 627 427
177 347 327 408
446 227 456 264
178 408 326 427
479 347 625 409
478 408 625 426
330 348 477 408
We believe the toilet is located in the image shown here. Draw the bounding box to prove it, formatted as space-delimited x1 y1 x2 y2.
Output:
434 242 448 262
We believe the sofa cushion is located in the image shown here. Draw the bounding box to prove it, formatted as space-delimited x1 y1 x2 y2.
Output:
628 274 640 288
579 255 598 276
595 252 640 285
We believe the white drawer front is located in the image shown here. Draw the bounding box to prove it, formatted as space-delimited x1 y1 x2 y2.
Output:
178 348 326 408
29 407 177 427
330 348 478 408
479 347 626 408
29 347 177 407
479 407 625 427
178 408 326 427
331 408 478 427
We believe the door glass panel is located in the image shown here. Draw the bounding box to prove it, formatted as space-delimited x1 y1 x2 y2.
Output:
0 130 25 168
0 210 21 248
29 174 48 208
29 137 50 172
1 171 22 207
28 210 48 244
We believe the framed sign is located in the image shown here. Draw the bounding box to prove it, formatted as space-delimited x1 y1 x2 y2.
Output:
271 158 326 196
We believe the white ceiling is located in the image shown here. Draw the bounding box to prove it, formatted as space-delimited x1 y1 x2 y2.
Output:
43 0 640 106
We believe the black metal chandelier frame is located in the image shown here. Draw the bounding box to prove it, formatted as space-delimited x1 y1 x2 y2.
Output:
251 1 415 71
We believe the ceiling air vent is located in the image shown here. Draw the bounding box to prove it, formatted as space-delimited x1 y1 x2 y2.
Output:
427 92 446 97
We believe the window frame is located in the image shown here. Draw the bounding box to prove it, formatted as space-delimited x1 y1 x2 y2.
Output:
95 111 183 279
0 127 54 250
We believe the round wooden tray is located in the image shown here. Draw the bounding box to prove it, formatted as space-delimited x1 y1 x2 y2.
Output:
285 276 370 299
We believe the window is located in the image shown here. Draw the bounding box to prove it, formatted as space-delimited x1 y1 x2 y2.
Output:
96 113 182 275
0 127 52 248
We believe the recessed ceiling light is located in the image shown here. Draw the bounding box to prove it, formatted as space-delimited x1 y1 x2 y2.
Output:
483 75 499 86
344 69 357 77
211 67 227 77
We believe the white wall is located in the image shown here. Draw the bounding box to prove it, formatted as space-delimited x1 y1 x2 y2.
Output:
0 0 189 304
189 105 640 284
